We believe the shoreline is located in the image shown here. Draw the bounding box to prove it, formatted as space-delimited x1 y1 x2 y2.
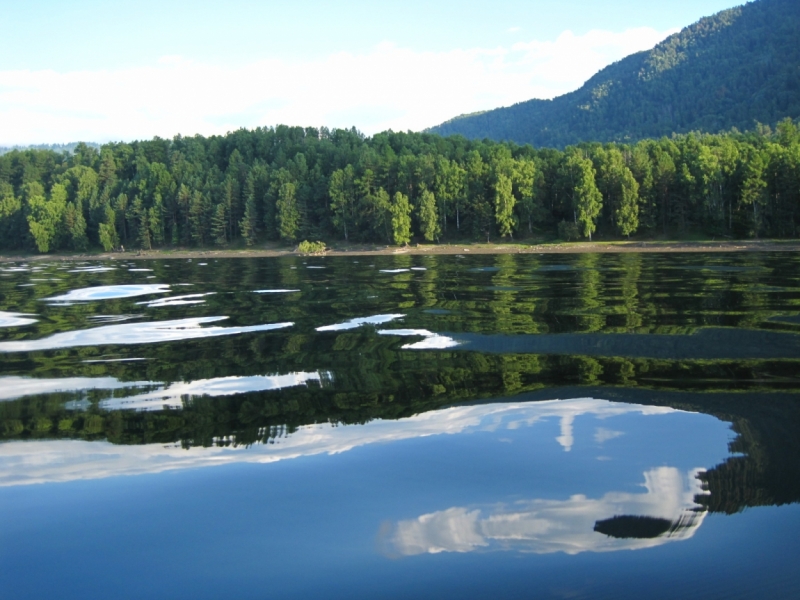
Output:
1 240 799 262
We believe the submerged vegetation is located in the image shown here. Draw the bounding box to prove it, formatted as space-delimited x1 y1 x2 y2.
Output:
2 121 800 256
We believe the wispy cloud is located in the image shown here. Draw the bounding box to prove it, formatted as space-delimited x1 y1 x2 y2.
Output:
0 27 676 144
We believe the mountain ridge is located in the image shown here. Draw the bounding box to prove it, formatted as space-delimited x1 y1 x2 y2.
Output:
427 0 800 147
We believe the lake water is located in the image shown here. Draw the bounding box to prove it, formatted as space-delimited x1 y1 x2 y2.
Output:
1 252 799 599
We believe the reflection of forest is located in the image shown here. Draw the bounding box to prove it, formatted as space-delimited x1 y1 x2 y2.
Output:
2 378 798 516
2 253 800 514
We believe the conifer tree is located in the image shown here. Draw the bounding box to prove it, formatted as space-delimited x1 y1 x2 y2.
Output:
277 182 300 243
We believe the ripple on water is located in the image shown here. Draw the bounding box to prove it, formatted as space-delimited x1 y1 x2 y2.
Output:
137 293 216 307
67 266 117 273
377 328 461 349
100 371 332 411
316 314 404 332
0 317 293 352
43 284 171 303
0 311 38 327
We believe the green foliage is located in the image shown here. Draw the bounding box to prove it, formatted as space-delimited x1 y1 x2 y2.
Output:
2 116 800 254
390 192 412 246
297 240 326 255
417 188 439 242
277 181 300 242
494 173 516 238
557 220 580 241
26 183 66 253
565 154 603 240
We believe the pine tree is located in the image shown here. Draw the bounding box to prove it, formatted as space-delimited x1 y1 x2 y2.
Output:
98 205 119 251
276 182 300 243
189 191 211 246
211 202 228 246
240 174 260 246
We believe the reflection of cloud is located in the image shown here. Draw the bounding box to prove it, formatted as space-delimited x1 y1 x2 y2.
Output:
100 371 331 411
0 376 154 402
136 292 215 307
316 314 404 332
389 467 707 556
595 427 624 444
556 414 575 452
66 266 116 273
0 311 37 327
0 317 293 352
0 398 680 486
377 328 461 350
44 284 170 303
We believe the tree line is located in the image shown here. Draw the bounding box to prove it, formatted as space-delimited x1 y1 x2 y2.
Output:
1 120 799 253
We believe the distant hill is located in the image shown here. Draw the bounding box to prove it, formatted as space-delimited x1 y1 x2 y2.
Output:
0 142 101 156
427 0 800 148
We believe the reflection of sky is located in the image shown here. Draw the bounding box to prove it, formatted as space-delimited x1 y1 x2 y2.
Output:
0 311 38 327
0 317 293 352
0 398 699 487
0 376 154 401
378 328 461 350
0 371 326 407
100 371 331 411
136 292 216 307
389 466 707 556
44 284 170 302
0 394 751 600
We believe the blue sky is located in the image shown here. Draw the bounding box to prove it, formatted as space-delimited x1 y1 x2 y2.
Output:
0 0 741 144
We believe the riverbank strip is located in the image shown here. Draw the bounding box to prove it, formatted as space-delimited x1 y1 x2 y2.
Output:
2 240 799 262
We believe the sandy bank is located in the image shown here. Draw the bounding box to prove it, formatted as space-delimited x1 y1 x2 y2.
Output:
2 240 799 263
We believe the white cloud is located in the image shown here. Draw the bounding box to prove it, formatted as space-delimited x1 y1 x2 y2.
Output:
0 27 676 145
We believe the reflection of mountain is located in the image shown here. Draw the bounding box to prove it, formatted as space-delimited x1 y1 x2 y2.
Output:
387 467 706 556
449 328 800 360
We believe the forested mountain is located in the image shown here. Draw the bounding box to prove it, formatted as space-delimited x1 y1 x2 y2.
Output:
428 0 800 148
1 123 800 253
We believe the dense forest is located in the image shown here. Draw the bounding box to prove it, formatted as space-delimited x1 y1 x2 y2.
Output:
429 0 800 148
1 120 800 253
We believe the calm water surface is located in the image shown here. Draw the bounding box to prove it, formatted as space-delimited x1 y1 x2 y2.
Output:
1 252 800 599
